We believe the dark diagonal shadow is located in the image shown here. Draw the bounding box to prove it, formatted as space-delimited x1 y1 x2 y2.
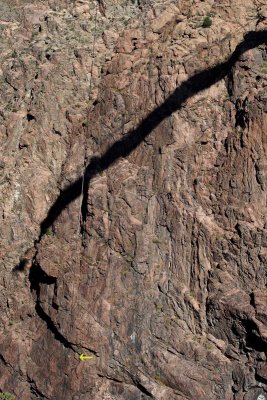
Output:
40 30 267 234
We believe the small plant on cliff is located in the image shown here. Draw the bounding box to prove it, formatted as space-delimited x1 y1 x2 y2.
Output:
261 61 267 74
0 393 16 400
202 15 212 28
152 236 161 244
44 227 53 236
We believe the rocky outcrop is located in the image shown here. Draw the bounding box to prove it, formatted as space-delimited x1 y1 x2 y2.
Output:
0 1 267 399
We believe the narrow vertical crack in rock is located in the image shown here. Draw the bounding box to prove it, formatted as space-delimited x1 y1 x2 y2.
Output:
35 302 75 351
27 377 49 399
29 263 76 352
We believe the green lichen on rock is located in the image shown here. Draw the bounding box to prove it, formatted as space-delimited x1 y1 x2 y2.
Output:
0 393 16 400
261 61 267 74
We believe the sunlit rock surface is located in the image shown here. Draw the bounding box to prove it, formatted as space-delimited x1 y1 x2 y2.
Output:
0 1 267 399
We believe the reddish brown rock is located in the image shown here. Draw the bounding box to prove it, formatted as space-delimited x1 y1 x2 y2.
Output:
0 1 267 399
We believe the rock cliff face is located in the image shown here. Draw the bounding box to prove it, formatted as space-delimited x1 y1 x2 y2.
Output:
0 1 267 399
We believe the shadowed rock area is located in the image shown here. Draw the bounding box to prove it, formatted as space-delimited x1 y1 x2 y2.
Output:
0 1 267 399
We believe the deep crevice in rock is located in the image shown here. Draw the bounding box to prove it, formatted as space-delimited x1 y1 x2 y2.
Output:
255 374 267 385
97 373 124 383
243 319 267 353
29 263 57 291
29 262 75 351
26 113 36 122
135 382 154 398
235 101 249 129
28 376 48 399
35 302 74 350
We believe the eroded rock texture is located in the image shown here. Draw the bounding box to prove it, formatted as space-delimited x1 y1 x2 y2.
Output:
0 0 267 399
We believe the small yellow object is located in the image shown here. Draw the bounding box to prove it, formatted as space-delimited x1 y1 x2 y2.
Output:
79 353 94 361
